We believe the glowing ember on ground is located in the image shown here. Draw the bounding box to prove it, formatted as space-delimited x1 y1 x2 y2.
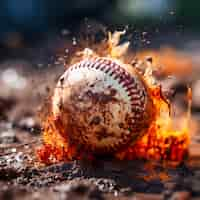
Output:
37 32 190 164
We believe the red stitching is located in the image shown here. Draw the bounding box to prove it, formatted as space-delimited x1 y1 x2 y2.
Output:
69 57 147 124
122 79 133 87
99 64 106 71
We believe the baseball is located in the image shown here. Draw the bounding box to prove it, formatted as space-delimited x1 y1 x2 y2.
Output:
52 56 155 154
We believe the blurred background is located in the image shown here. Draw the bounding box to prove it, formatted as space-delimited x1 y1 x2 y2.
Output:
0 0 199 47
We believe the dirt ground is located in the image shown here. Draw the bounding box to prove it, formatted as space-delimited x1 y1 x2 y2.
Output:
1 31 200 200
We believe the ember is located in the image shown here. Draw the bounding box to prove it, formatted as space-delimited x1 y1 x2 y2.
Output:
37 32 190 164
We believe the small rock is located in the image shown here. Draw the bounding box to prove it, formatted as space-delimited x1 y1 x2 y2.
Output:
0 129 17 144
18 117 35 129
54 184 72 193
192 80 200 108
1 68 27 90
190 179 200 195
120 187 133 196
54 183 104 200
0 152 29 170
17 117 40 134
169 191 191 200
61 29 70 36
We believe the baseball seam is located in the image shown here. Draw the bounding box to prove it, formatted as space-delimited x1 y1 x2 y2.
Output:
69 57 147 121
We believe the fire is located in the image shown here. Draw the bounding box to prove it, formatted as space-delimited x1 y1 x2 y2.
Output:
37 32 190 164
115 86 190 162
136 47 193 76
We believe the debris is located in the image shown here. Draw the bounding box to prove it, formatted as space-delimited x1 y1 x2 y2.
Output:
0 129 17 144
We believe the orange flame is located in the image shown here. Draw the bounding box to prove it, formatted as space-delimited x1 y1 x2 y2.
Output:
115 86 190 162
37 32 190 164
136 47 193 76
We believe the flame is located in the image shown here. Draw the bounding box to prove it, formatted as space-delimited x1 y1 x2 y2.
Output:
115 85 190 162
37 31 190 164
136 47 193 76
